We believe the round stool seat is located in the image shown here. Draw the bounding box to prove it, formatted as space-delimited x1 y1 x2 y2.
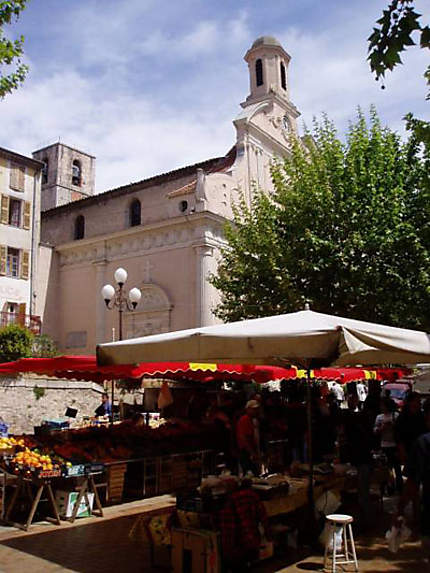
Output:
326 514 354 524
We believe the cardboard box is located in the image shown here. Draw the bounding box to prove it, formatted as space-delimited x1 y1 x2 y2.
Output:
258 539 274 561
55 490 94 518
172 528 221 573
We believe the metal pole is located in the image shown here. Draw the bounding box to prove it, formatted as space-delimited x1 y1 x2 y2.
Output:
118 284 124 341
111 284 124 426
305 367 318 544
306 369 314 508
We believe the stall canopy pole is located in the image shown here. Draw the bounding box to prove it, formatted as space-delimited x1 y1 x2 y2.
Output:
306 368 314 511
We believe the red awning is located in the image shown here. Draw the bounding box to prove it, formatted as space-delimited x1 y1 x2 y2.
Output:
0 356 411 384
0 356 297 384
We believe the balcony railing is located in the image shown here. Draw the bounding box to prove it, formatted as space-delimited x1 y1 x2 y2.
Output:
0 312 42 334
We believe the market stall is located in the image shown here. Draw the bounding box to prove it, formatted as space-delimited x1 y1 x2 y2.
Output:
96 308 430 567
0 350 416 535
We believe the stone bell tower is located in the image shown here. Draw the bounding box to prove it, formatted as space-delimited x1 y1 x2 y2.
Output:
243 35 292 106
32 142 96 212
239 35 300 138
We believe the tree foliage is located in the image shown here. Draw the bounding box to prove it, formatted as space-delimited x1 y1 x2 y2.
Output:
0 323 33 362
211 109 430 330
32 334 58 358
368 0 429 98
0 0 28 98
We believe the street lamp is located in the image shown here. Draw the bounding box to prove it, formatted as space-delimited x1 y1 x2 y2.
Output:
101 267 141 422
101 267 142 341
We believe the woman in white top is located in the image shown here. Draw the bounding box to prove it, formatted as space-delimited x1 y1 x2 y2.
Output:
374 397 403 492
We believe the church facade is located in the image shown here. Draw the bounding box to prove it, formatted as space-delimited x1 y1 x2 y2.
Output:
35 36 301 353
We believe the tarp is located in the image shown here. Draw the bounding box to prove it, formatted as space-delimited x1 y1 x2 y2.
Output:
97 309 430 368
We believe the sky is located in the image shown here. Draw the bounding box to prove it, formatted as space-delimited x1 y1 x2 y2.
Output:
0 0 428 192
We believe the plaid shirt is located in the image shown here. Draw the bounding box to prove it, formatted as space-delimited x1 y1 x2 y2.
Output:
218 488 267 559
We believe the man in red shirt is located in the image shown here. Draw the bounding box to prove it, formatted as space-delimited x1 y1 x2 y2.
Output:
236 400 260 476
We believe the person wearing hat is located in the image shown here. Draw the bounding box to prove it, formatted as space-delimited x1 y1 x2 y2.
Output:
236 400 261 476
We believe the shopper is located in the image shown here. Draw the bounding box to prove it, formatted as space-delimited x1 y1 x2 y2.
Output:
405 399 430 560
341 395 374 528
95 392 112 417
374 397 402 492
236 400 261 476
396 392 426 524
395 392 426 463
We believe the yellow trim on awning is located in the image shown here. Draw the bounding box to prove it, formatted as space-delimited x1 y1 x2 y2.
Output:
189 363 217 372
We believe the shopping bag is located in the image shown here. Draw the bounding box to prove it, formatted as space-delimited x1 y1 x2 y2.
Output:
319 522 343 550
157 381 173 410
385 518 411 553
315 490 341 518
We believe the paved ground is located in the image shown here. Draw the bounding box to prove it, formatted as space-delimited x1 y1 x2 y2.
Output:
0 495 426 572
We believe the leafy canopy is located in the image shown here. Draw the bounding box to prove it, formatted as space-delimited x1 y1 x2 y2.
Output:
0 322 33 362
368 0 429 98
211 109 430 330
0 1 28 98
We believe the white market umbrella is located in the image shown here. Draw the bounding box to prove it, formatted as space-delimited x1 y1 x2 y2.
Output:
97 309 429 517
97 310 430 368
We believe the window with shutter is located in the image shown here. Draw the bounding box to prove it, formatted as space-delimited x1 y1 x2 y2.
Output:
20 250 29 280
0 245 6 275
1 194 9 225
23 201 31 229
10 163 25 192
9 199 21 227
7 248 20 278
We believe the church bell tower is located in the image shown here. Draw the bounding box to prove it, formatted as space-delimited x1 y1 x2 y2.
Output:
243 35 292 106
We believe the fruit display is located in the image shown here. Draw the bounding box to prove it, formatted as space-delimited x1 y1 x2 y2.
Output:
12 449 60 472
32 419 226 464
0 436 25 451
0 420 226 482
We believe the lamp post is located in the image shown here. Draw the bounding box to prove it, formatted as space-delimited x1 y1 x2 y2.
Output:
101 267 141 422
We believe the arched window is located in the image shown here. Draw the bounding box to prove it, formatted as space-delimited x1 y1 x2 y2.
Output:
280 62 287 90
42 157 49 185
72 160 82 186
74 215 85 240
256 58 263 86
129 199 141 227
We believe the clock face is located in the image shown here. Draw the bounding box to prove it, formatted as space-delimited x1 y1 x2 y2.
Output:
283 115 290 131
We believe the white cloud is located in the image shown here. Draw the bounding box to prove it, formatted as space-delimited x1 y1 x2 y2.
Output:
280 13 428 135
0 1 427 198
0 64 235 191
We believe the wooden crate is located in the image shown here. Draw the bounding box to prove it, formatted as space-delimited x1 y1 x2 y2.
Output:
107 463 127 502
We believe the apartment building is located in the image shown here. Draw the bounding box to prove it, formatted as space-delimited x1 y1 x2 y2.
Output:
0 147 43 332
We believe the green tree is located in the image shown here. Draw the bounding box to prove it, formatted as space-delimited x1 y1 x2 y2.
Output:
368 0 429 98
0 323 33 362
211 109 430 330
32 334 58 358
0 0 29 98
367 1 429 146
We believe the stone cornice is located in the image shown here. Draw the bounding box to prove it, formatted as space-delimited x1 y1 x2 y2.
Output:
245 122 294 157
56 211 228 267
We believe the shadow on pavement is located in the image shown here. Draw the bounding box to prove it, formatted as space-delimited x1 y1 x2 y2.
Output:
0 514 152 573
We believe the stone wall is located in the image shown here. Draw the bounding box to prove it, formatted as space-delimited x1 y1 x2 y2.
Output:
0 375 144 434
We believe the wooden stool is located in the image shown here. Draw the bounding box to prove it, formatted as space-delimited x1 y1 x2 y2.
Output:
324 514 358 572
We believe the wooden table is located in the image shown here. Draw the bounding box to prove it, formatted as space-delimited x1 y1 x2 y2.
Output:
263 474 346 518
4 473 61 531
67 473 104 523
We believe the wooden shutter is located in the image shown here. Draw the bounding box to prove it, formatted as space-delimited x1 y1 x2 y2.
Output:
20 250 29 280
23 201 31 229
0 245 6 275
0 194 9 225
18 303 26 325
10 163 25 192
